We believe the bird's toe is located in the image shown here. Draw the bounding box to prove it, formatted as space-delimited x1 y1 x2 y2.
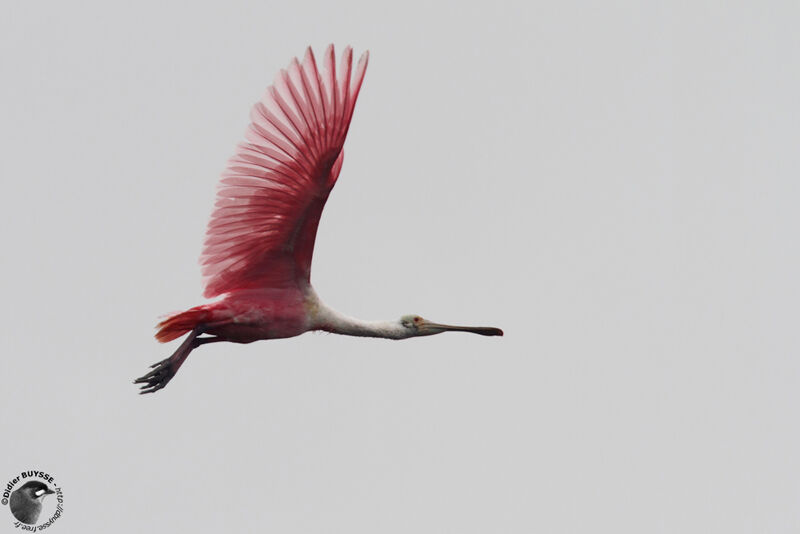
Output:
134 360 175 394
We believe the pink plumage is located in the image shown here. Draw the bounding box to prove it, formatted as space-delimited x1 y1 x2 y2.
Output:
202 45 368 297
136 45 502 395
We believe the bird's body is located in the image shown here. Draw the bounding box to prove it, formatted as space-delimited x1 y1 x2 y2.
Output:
161 288 311 344
136 45 502 394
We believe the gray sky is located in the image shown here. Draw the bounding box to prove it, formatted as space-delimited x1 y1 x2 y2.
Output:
2 1 800 532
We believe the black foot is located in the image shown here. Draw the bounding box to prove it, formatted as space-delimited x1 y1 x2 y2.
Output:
134 328 220 395
134 357 177 394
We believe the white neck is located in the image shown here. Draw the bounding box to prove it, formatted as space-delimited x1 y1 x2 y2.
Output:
310 297 410 340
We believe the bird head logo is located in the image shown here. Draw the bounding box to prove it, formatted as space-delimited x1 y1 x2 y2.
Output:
9 481 55 525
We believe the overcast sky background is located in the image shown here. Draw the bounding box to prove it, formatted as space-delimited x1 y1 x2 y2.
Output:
2 1 800 532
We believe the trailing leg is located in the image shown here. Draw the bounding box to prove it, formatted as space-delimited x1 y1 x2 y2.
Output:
135 327 221 394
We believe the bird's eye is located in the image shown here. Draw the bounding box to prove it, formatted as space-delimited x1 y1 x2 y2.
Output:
413 316 421 323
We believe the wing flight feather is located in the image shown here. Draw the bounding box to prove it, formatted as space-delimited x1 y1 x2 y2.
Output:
200 45 368 298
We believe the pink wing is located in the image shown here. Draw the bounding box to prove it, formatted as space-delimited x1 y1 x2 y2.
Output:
201 45 368 298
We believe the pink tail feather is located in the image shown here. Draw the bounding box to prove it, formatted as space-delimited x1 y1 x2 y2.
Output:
155 306 211 343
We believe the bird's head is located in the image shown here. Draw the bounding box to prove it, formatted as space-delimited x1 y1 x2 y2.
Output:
399 314 503 337
18 481 54 502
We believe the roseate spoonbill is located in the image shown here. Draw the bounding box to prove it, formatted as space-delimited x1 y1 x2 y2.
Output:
135 45 503 394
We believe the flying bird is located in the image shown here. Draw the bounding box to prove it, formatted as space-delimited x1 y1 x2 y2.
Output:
135 45 502 394
10 481 54 525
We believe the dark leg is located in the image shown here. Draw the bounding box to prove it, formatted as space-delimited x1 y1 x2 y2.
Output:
192 336 221 348
134 328 223 394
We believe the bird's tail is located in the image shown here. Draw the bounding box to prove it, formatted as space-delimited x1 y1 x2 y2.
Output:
155 305 212 343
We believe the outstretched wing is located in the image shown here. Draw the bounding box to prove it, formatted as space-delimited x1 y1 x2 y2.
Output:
200 45 368 298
